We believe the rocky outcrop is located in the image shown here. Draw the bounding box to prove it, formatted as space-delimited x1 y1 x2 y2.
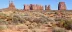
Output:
24 4 30 11
24 2 67 11
37 4 43 10
8 1 16 10
58 2 66 10
45 5 51 10
29 4 43 10
24 4 43 10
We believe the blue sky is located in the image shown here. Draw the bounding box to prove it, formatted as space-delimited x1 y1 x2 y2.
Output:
0 0 72 10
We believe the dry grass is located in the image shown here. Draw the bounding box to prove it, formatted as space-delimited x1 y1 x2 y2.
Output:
0 11 71 32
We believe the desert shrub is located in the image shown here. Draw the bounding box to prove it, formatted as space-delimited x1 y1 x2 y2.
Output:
0 25 7 30
32 18 48 24
58 19 72 30
63 20 72 30
53 27 67 32
32 30 36 32
12 15 26 25
12 16 20 24
0 19 8 25
28 25 34 29
57 19 65 27
23 17 32 22
0 13 8 17
23 16 49 24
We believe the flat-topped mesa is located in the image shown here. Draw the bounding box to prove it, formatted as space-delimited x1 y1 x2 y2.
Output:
45 5 51 10
8 1 16 10
24 4 30 11
29 4 43 10
58 2 66 10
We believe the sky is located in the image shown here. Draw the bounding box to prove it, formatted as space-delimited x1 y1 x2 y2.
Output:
0 0 72 10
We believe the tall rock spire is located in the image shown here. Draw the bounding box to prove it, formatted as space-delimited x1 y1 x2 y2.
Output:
45 5 51 10
58 2 66 10
8 0 16 10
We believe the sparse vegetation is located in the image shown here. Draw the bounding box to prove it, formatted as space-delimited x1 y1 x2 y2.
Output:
0 25 7 30
53 27 67 32
56 19 72 30
0 11 71 32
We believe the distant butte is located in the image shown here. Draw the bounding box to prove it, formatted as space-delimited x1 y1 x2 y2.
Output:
45 5 51 10
8 1 16 10
1 1 69 11
58 2 66 10
23 2 67 11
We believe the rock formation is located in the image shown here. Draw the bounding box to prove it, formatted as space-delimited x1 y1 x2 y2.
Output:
24 4 30 11
30 4 33 10
58 2 66 10
30 4 37 10
8 1 16 10
30 4 43 10
39 5 43 10
33 4 38 10
45 5 51 10
37 5 43 10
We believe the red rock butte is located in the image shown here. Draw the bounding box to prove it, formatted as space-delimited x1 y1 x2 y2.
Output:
7 1 16 10
24 4 30 11
2 1 68 11
45 5 51 10
24 4 43 11
58 2 66 10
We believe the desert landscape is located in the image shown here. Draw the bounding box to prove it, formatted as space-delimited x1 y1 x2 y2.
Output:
0 0 72 32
